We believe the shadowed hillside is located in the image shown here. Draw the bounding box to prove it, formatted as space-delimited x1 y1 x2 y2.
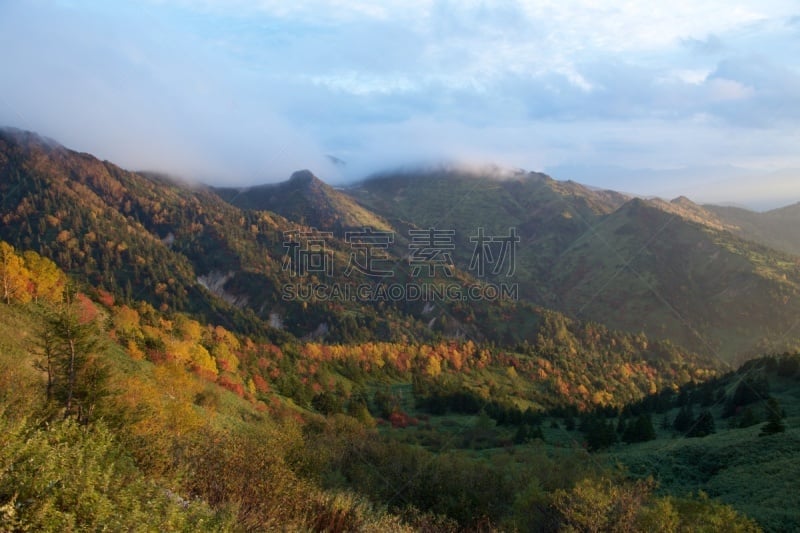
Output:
348 169 800 363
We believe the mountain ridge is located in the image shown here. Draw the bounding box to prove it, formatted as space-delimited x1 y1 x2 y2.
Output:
705 201 800 257
213 169 393 234
1 127 692 355
4 127 800 363
3 126 799 530
341 168 800 363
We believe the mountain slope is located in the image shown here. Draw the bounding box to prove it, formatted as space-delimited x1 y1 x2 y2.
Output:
0 128 298 334
0 240 753 531
347 167 629 301
0 128 424 341
3 128 699 355
610 353 800 532
213 170 393 233
348 169 800 363
551 197 800 360
706 202 800 257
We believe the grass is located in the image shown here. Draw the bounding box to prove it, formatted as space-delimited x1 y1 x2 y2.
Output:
365 361 800 531
606 375 800 531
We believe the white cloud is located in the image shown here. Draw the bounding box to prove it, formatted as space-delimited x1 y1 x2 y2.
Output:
707 78 756 101
667 69 711 85
307 72 418 96
1 0 799 206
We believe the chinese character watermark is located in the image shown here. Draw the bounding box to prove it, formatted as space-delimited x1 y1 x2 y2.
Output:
344 228 394 277
280 226 519 302
282 230 334 276
408 228 455 277
469 227 519 277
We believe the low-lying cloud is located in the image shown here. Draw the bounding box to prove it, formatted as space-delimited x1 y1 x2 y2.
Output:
1 0 799 207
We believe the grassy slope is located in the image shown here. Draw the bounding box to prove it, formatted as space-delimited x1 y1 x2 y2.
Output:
609 375 800 532
375 369 799 531
0 300 268 439
0 300 412 531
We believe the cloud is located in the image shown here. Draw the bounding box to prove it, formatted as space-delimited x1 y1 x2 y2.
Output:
0 1 335 183
707 78 755 101
682 34 725 55
703 56 800 125
0 0 799 207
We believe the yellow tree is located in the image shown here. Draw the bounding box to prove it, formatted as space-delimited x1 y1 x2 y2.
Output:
189 343 218 380
112 305 142 338
0 242 32 304
23 250 65 303
211 325 240 373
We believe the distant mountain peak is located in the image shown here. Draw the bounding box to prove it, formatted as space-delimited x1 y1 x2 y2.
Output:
214 170 392 232
288 169 318 185
0 126 61 148
671 195 695 206
641 195 735 232
326 155 347 168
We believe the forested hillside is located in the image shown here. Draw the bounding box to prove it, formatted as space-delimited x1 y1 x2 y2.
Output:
1 129 798 530
0 239 776 531
348 169 800 362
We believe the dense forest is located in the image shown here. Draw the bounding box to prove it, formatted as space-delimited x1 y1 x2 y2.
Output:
2 239 795 531
1 130 798 531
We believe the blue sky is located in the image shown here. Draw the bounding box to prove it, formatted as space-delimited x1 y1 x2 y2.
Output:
1 0 799 208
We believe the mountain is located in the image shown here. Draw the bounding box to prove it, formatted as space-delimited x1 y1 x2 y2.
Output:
1 128 703 356
0 128 430 343
706 202 800 257
6 126 800 363
213 170 392 234
345 167 628 301
348 168 800 363
2 128 794 531
0 240 764 531
0 128 291 334
684 169 800 210
546 164 800 211
8 127 798 363
549 196 800 360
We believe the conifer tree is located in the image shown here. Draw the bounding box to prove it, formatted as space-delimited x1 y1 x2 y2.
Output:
686 410 715 438
673 404 694 433
738 407 759 429
36 288 109 423
759 398 786 436
585 418 618 451
623 414 656 443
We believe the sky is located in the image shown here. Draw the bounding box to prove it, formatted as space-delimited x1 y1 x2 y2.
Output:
1 0 799 209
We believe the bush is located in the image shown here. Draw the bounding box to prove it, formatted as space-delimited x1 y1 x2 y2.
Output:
0 413 224 531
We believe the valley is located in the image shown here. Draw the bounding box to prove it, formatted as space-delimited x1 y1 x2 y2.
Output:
0 128 798 531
